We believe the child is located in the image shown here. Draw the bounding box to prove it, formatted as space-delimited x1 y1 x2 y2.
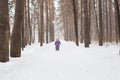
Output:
55 39 61 51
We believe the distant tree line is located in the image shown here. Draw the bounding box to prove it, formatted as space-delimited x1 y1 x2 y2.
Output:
58 0 120 47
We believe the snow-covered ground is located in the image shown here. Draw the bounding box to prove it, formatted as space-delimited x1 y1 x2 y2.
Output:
0 40 120 80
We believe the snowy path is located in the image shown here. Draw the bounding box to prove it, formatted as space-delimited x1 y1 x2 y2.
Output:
0 41 120 80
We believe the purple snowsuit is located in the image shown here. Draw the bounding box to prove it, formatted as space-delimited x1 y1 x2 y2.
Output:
55 40 61 51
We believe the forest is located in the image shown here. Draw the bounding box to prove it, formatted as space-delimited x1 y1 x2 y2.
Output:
0 0 120 62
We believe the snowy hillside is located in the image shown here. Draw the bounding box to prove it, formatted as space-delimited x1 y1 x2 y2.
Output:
0 40 120 80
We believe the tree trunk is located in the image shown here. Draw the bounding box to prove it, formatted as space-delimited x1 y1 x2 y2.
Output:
99 0 103 46
73 0 79 46
0 0 9 62
10 0 24 57
22 0 26 50
40 0 44 46
108 0 112 42
93 0 99 41
88 0 91 44
80 0 83 43
49 0 54 42
114 0 120 42
24 0 28 46
105 0 109 42
28 0 32 45
83 0 90 47
45 0 49 44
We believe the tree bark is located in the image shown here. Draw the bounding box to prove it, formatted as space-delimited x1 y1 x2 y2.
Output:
80 0 83 43
114 0 120 42
99 0 103 46
83 0 90 47
10 0 24 57
40 0 44 46
0 0 9 62
28 0 32 45
73 0 79 46
45 0 49 44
